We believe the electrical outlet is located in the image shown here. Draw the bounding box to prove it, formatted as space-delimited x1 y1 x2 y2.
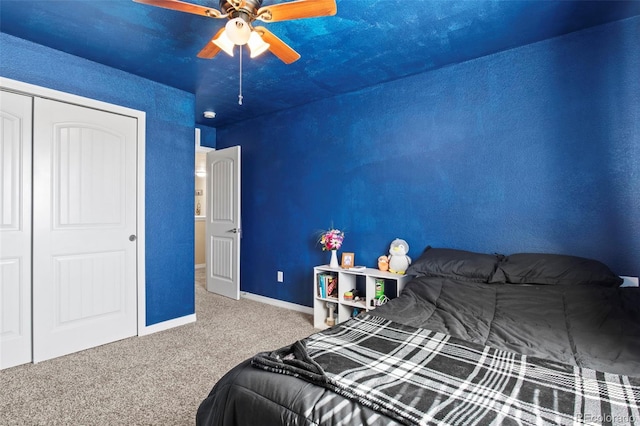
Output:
277 271 284 282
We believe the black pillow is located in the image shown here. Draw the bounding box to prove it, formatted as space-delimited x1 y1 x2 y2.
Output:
406 246 502 283
495 253 623 287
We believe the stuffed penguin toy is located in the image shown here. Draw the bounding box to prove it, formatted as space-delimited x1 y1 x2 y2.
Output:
388 238 411 274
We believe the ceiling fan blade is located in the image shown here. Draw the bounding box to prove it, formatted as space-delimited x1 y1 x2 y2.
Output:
133 0 224 18
254 26 301 64
197 27 226 59
256 0 337 23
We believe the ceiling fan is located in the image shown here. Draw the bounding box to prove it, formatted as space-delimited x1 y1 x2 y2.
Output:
133 0 337 64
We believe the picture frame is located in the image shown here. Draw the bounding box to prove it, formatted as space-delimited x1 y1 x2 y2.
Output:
341 252 355 269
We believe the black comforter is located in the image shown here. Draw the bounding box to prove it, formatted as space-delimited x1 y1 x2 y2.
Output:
196 277 640 425
374 277 640 375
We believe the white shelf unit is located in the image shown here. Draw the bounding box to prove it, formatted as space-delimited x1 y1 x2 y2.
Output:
313 265 410 329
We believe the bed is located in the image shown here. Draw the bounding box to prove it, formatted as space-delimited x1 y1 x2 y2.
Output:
196 247 640 425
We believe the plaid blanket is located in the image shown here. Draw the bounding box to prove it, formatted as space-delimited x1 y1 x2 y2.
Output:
252 314 640 425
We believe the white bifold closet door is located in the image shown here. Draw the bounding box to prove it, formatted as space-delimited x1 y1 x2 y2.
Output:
0 91 33 369
32 97 138 363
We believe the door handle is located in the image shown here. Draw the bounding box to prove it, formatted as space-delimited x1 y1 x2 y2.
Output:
129 234 137 241
228 228 240 233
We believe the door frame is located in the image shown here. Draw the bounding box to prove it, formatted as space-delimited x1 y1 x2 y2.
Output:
195 128 214 270
0 77 148 336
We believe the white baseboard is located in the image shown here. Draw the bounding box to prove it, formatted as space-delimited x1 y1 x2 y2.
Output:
195 264 206 269
138 313 197 336
241 292 313 315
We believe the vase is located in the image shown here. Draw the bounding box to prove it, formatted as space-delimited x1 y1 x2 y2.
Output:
329 250 339 268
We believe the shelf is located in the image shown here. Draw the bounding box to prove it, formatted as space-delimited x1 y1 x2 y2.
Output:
317 296 339 303
313 265 410 329
340 299 367 309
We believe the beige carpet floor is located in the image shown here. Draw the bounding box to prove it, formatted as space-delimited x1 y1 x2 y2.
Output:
1 269 316 425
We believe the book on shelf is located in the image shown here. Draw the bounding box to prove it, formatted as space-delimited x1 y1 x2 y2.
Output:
317 273 338 299
326 275 338 298
317 273 325 298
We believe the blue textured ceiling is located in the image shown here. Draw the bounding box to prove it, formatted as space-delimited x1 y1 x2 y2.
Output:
2 0 640 127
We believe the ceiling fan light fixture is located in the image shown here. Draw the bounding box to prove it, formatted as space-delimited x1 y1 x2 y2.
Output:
212 30 235 56
247 31 270 58
225 17 251 45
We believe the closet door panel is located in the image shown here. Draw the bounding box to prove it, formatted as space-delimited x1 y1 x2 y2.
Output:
0 90 33 369
32 98 137 363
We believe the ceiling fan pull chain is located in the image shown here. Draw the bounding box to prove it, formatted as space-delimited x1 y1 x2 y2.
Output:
238 44 243 106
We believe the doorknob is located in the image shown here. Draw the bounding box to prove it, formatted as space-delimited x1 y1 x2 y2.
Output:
129 234 137 241
228 228 239 233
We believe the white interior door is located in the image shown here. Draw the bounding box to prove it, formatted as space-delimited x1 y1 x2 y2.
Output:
206 146 241 300
0 90 33 369
32 97 138 363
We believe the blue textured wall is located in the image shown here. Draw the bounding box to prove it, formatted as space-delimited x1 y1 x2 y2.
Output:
0 33 196 326
217 17 640 307
197 125 217 149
